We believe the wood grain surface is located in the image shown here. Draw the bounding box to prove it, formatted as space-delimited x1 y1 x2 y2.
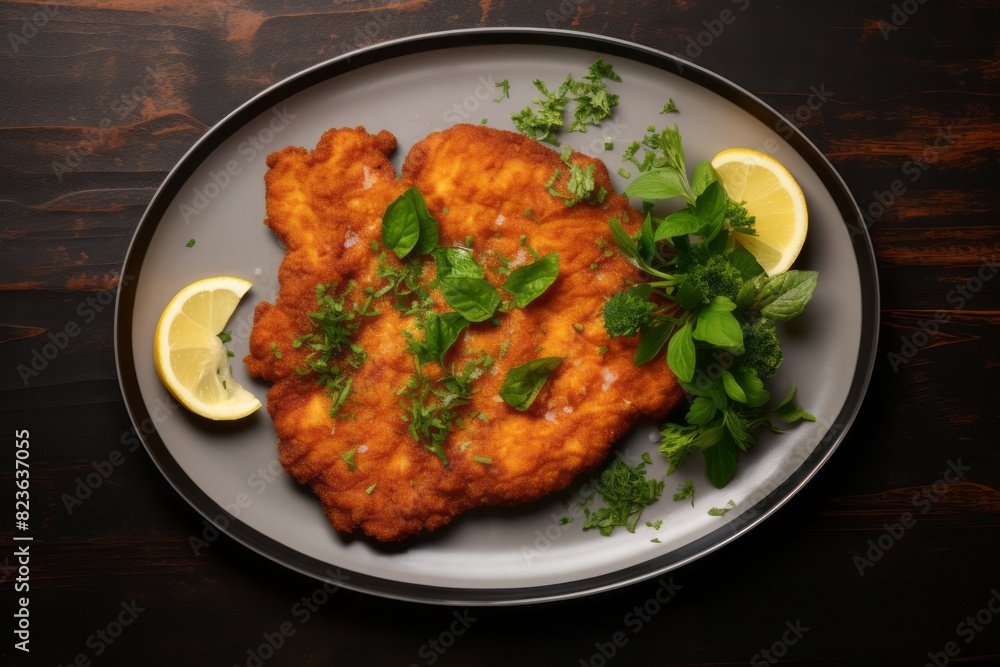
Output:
1 1 997 665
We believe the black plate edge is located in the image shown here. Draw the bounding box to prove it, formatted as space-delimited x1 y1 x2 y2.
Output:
113 27 880 606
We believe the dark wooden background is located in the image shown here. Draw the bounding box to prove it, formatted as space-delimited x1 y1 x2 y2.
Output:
1 1 998 665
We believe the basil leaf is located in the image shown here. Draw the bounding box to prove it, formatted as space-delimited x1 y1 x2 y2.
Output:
420 312 469 367
624 167 687 200
691 161 719 197
695 181 727 241
434 247 484 280
728 243 766 280
703 431 738 489
609 218 639 261
439 277 500 322
654 211 703 241
692 296 744 354
735 370 770 408
776 383 817 423
499 357 564 411
381 191 421 259
685 396 717 425
634 322 671 366
702 230 727 261
735 279 757 311
638 213 656 264
408 188 439 256
677 279 704 311
757 271 819 322
666 320 696 382
503 252 560 308
721 369 747 403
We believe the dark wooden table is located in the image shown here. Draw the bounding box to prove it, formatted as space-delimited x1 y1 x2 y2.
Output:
2 1 997 665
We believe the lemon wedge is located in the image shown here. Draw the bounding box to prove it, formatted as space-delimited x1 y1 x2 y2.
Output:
153 276 261 420
711 148 808 276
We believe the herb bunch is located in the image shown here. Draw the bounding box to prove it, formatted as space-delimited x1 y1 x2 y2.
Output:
604 123 819 488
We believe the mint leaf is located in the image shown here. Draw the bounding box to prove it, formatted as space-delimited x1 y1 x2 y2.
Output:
691 161 719 197
685 396 717 425
654 211 703 241
756 271 819 322
499 357 564 411
624 168 687 201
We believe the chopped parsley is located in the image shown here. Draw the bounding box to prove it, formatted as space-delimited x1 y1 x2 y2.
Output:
185 238 196 248
494 78 510 102
400 355 490 466
581 455 665 536
546 145 602 207
660 98 677 114
376 253 433 316
341 448 357 471
708 500 736 516
218 330 235 357
509 57 621 145
293 281 378 418
559 516 573 525
672 480 696 506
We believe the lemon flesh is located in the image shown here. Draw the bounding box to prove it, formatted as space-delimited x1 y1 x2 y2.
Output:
153 277 261 420
711 148 808 276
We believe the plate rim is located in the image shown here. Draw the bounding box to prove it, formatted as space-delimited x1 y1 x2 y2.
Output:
114 26 880 606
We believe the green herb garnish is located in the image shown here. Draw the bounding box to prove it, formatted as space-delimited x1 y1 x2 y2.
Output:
708 500 736 516
365 483 376 495
600 120 818 490
494 79 510 102
510 57 621 145
498 357 563 411
341 449 357 472
381 186 438 259
502 252 559 308
660 98 677 114
582 456 664 536
294 281 378 418
473 456 493 465
186 238 195 248
270 342 282 359
400 356 488 466
672 480 695 506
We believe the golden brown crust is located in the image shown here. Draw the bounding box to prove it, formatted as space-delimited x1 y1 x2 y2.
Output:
245 124 683 541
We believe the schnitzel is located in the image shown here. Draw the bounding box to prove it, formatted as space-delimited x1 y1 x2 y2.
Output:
245 123 683 541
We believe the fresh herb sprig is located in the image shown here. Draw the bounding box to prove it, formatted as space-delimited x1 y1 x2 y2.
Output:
604 122 818 489
293 281 379 418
